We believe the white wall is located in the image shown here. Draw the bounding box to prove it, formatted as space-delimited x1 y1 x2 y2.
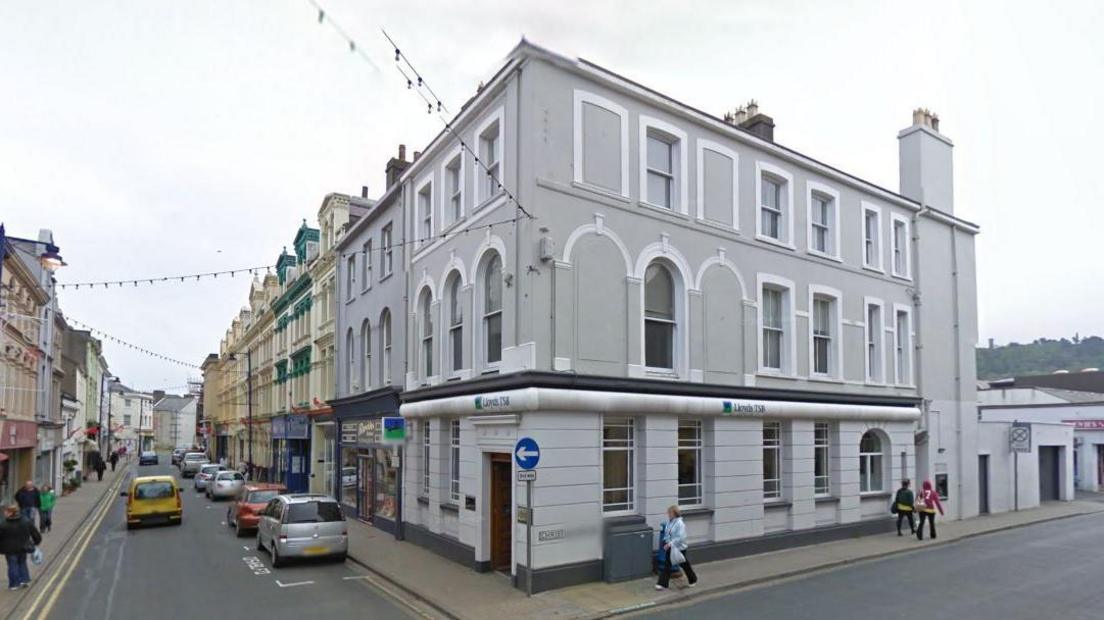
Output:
977 421 1074 514
978 387 1070 406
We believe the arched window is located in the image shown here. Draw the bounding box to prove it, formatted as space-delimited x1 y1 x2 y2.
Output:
361 319 372 392
345 328 356 394
446 275 464 373
380 308 392 386
644 262 676 369
482 254 503 366
859 430 885 493
419 289 434 379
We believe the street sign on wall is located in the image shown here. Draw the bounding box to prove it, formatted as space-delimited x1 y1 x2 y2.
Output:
1010 422 1032 453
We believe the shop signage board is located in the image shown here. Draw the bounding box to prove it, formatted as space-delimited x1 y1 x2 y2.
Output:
1065 420 1104 430
381 417 406 444
1010 422 1032 453
272 415 309 440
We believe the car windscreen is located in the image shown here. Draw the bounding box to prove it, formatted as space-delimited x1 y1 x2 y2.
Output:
134 482 175 499
247 490 280 503
217 473 244 481
200 465 220 474
285 502 344 523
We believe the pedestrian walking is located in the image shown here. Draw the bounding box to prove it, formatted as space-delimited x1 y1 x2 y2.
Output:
14 481 39 524
38 485 56 534
0 504 41 590
109 450 119 472
916 480 945 540
892 479 915 536
655 505 698 591
95 458 106 482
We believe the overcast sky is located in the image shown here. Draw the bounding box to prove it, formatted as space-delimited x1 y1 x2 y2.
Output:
2 0 1101 390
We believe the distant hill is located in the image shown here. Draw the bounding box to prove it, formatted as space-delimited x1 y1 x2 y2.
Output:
977 335 1104 380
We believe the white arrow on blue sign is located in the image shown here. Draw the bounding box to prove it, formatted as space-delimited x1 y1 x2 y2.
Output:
514 437 540 470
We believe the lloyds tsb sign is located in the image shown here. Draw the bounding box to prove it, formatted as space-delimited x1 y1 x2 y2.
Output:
475 394 512 411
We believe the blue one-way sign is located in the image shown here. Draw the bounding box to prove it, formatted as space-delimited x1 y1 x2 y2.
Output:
514 437 540 470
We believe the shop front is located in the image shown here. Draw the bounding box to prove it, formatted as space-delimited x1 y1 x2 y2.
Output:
309 417 336 497
214 424 230 464
330 387 403 538
270 414 310 492
0 420 39 504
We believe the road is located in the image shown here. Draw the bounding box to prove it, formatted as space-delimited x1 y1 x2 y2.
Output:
638 511 1104 620
25 458 417 620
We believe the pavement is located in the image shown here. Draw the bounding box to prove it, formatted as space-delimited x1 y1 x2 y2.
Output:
6 456 427 620
343 499 1104 620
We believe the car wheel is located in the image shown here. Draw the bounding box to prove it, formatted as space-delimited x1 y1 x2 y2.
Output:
235 523 247 538
256 533 264 552
332 553 347 564
271 546 286 568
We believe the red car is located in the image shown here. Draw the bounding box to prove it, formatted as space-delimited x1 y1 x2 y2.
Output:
226 483 286 537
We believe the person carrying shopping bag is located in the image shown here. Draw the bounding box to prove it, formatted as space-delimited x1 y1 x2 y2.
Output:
916 480 944 540
892 479 915 536
655 505 698 590
0 505 41 590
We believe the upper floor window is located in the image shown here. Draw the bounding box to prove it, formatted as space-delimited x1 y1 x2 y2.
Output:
644 262 676 370
806 182 840 259
761 287 784 370
345 255 356 300
446 274 464 374
756 162 794 246
345 328 355 394
417 182 433 246
891 214 911 279
380 308 392 386
865 298 885 383
810 292 839 377
418 289 434 379
381 224 393 277
477 114 502 205
862 202 883 271
697 141 738 228
481 254 503 366
363 240 373 288
759 274 795 374
894 305 913 386
639 117 687 213
360 320 372 391
445 153 463 227
645 134 674 208
574 91 629 197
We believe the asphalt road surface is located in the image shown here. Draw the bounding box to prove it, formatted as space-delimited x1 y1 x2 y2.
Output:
638 511 1104 620
38 458 416 620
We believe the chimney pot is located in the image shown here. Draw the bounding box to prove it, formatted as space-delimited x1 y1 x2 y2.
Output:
413 151 422 161
361 185 369 198
398 144 407 161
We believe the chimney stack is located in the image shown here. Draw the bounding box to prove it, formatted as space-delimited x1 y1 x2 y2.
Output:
361 186 369 198
898 107 954 213
725 99 774 142
385 143 411 188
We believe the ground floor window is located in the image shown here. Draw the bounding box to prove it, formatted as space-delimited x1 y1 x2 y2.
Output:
602 417 635 512
814 422 830 496
341 448 358 508
677 419 703 506
859 430 884 493
763 421 782 499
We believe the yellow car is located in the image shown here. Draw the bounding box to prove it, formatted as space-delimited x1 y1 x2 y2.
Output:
122 475 183 528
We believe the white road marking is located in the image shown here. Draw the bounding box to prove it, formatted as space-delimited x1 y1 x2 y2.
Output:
343 575 372 580
275 579 315 588
243 546 251 550
220 521 226 526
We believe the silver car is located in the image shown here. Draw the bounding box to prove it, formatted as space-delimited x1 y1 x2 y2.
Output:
193 464 224 491
180 452 209 477
207 470 245 500
255 494 347 567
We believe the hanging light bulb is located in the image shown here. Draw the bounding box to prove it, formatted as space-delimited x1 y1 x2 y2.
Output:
394 48 400 61
349 40 356 52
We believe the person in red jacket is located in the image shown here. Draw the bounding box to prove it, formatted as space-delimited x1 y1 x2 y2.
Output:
916 480 944 540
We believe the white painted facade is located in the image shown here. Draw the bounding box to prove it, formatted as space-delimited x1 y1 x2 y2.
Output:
977 421 1075 512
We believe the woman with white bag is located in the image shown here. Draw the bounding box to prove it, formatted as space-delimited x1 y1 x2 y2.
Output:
655 505 698 590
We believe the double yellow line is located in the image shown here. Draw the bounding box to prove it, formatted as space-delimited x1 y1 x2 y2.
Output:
16 471 128 620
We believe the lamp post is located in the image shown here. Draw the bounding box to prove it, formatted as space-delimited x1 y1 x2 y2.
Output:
0 223 66 309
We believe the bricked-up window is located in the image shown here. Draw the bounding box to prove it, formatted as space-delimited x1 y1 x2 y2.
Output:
814 422 831 496
449 419 460 503
763 421 782 499
602 417 635 512
677 419 703 506
859 431 884 493
421 420 430 497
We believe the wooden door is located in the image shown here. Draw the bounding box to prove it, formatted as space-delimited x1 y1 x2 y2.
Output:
490 453 512 571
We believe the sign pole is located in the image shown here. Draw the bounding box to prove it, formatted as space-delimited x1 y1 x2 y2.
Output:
1014 452 1019 512
526 478 533 598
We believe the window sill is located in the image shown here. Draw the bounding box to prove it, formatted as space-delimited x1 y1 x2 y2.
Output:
814 495 840 504
417 496 430 506
863 380 889 388
755 234 796 251
756 370 798 381
345 297 356 306
440 502 460 514
361 286 372 295
807 374 844 384
442 217 468 236
807 249 843 263
380 272 393 283
571 180 631 203
860 491 892 499
473 191 507 212
644 368 680 380
763 500 791 510
861 264 886 275
697 217 741 235
890 272 912 282
638 200 690 219
678 506 714 517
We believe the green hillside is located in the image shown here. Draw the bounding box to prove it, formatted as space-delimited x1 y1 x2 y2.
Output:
977 335 1104 380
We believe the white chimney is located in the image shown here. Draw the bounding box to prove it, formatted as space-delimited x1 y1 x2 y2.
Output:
898 108 954 213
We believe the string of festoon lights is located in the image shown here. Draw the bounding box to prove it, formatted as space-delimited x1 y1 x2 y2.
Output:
56 265 274 290
66 318 201 370
304 0 536 222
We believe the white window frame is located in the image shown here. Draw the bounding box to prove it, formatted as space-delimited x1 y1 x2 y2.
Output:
441 146 464 228
641 259 683 374
381 309 392 386
814 422 831 496
755 161 795 249
421 420 430 497
757 273 796 376
890 213 911 280
418 289 434 381
361 241 372 292
807 285 843 380
864 297 886 384
361 320 372 392
478 254 504 371
381 223 393 278
861 201 884 272
638 115 688 214
345 329 356 394
763 421 783 500
601 416 635 514
473 106 505 208
449 419 460 503
893 304 914 387
805 181 841 260
859 430 886 494
677 418 703 507
573 90 630 198
345 255 356 301
446 274 464 376
415 177 434 249
695 139 739 228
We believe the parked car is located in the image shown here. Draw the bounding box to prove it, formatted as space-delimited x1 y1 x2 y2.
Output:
122 475 182 528
256 494 347 567
226 483 286 537
170 447 188 466
138 451 159 466
193 464 224 491
180 452 209 477
207 470 246 501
